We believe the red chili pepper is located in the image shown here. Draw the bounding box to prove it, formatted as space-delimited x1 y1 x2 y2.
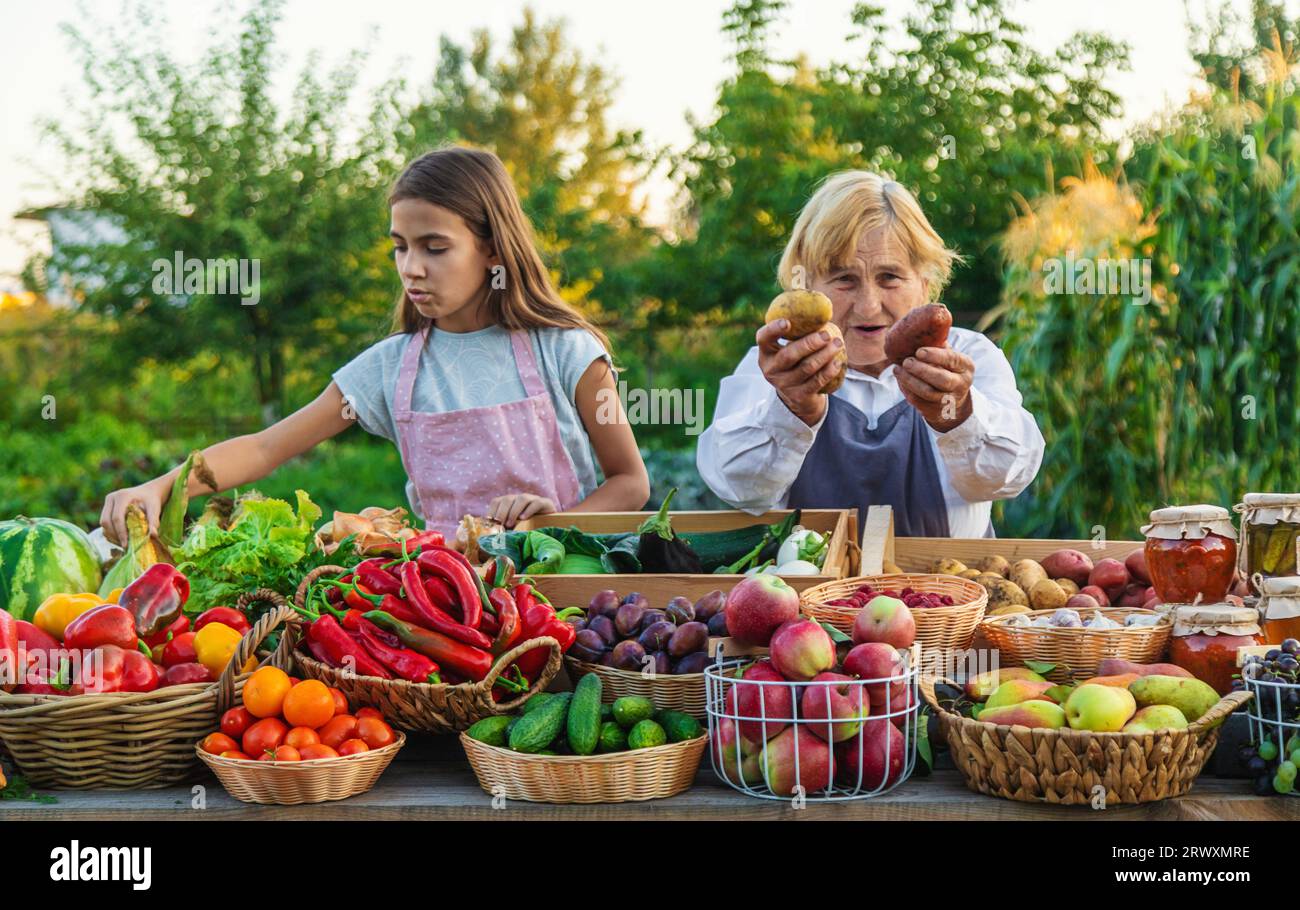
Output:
396 561 493 650
478 610 501 636
193 607 251 636
481 556 516 590
118 563 190 638
423 575 457 615
161 631 199 668
363 610 493 681
488 587 522 655
311 614 392 680
64 604 139 652
374 593 425 628
143 613 190 649
163 662 213 686
415 549 484 629
80 645 128 694
350 620 441 684
355 560 403 597
0 610 18 690
122 649 163 692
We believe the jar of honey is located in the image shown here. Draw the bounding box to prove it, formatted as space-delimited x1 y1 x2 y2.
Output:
1168 604 1263 695
1234 493 1300 591
1257 575 1300 646
1142 505 1238 605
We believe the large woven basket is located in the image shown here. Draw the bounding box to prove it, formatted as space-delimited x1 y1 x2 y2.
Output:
979 607 1173 682
460 732 707 803
196 733 406 804
0 599 294 790
802 574 987 652
285 567 563 734
564 657 707 719
921 676 1251 805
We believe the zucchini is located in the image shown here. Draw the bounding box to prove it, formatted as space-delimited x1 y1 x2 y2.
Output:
509 693 572 754
566 673 603 755
682 510 802 573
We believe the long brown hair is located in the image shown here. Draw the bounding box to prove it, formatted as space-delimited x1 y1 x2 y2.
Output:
387 146 611 354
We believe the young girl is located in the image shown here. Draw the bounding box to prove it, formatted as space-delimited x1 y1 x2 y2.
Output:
101 146 650 544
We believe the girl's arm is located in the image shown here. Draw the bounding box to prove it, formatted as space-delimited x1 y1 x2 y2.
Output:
100 382 356 545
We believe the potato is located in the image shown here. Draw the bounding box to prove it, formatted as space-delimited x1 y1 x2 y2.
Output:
1009 559 1047 592
1039 549 1094 587
1055 578 1080 597
989 603 1032 617
985 578 1028 610
959 568 982 579
1029 578 1068 611
973 573 1005 590
1065 593 1102 612
819 323 848 394
1087 558 1131 599
765 289 833 339
975 555 1011 578
930 558 968 576
882 559 903 574
884 303 952 365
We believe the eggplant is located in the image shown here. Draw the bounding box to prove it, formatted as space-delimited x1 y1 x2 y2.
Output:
635 488 703 574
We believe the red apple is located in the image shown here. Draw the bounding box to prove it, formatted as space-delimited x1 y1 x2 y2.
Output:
759 725 835 796
769 619 835 681
843 642 905 706
725 575 800 645
799 671 868 742
837 717 904 790
851 595 915 649
877 678 918 729
710 717 763 784
728 659 794 743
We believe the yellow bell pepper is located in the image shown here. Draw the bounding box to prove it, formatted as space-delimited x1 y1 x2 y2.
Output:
193 622 256 677
106 587 125 603
34 592 107 640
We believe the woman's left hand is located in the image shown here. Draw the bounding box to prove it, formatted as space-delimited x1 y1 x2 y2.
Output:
488 493 557 528
896 346 975 432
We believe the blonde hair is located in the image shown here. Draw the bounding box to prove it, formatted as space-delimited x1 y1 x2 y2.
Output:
778 171 959 300
387 146 611 355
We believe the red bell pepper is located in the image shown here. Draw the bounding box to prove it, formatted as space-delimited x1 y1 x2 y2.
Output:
143 613 190 649
80 645 128 694
363 610 493 682
122 649 163 692
17 657 83 696
16 619 61 682
0 610 18 690
310 614 392 680
64 604 139 652
163 662 213 686
118 563 190 638
488 587 521 655
193 607 250 637
161 631 199 668
415 548 485 629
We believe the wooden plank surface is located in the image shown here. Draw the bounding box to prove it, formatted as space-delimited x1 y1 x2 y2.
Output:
5 733 1295 822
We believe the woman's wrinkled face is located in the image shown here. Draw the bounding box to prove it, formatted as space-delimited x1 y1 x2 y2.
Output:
810 226 930 376
390 199 497 330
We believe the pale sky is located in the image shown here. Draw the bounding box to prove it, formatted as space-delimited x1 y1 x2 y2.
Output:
0 0 1267 289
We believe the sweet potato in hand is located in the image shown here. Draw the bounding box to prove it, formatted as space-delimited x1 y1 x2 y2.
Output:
884 303 952 365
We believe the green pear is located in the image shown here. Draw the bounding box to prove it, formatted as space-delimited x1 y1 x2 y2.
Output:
1064 684 1136 732
977 700 1066 729
1128 675 1219 723
1121 704 1189 734
964 667 1046 701
985 678 1057 709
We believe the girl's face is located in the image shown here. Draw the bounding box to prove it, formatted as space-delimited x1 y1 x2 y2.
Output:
810 226 930 376
391 199 498 331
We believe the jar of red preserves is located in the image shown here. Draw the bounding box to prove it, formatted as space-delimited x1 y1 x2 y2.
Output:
1142 505 1238 605
1169 604 1263 695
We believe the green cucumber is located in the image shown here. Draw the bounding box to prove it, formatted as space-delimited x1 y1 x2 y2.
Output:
566 673 603 755
521 692 557 715
657 710 703 743
466 715 513 747
509 693 572 754
612 695 655 729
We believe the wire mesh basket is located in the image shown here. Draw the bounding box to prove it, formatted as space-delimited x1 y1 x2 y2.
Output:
1242 660 1296 796
703 648 919 802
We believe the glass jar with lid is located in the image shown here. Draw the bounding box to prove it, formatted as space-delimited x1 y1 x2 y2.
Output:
1256 575 1300 646
1234 493 1300 590
1141 505 1238 605
1168 603 1263 695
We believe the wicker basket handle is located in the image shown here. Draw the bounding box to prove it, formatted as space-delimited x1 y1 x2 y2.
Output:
920 675 960 715
216 597 296 715
475 635 562 713
295 564 350 611
1188 688 1253 735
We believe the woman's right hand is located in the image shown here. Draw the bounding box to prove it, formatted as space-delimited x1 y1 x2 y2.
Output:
756 320 844 426
100 480 167 548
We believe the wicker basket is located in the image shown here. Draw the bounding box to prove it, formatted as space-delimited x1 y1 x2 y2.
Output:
564 657 707 719
196 733 406 804
921 676 1251 805
0 599 294 790
801 574 987 652
284 566 563 734
979 607 1173 682
460 732 706 803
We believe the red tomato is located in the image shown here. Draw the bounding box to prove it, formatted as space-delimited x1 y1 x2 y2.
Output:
241 717 288 758
200 732 239 755
259 744 301 762
338 739 370 756
219 750 252 761
328 687 349 715
298 743 340 761
317 714 358 750
357 716 397 749
355 707 383 721
284 726 321 749
220 706 254 740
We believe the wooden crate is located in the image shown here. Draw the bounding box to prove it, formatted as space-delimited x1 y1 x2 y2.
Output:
516 509 856 610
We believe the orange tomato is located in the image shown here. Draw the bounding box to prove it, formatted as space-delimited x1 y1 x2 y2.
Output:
259 744 301 762
328 687 348 715
298 743 340 761
357 716 397 749
242 717 288 758
318 714 358 750
200 732 239 755
284 726 321 749
221 706 254 740
243 666 292 719
355 707 383 721
338 739 370 756
282 679 336 729
219 750 252 761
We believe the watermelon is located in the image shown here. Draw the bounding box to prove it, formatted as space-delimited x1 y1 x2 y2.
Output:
0 517 103 622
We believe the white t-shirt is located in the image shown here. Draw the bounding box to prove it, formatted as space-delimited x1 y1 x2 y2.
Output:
333 325 609 520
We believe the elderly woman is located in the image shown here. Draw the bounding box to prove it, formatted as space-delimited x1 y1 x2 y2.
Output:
697 172 1044 537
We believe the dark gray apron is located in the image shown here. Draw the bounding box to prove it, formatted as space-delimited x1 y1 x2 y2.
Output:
787 395 958 538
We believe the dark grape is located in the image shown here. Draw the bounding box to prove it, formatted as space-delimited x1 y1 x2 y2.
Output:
1256 775 1277 796
1281 656 1299 673
1248 756 1269 774
1284 638 1300 655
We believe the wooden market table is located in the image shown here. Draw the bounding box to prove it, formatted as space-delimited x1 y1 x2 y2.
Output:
5 733 1297 821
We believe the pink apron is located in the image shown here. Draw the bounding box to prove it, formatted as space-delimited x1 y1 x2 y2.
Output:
392 325 583 537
